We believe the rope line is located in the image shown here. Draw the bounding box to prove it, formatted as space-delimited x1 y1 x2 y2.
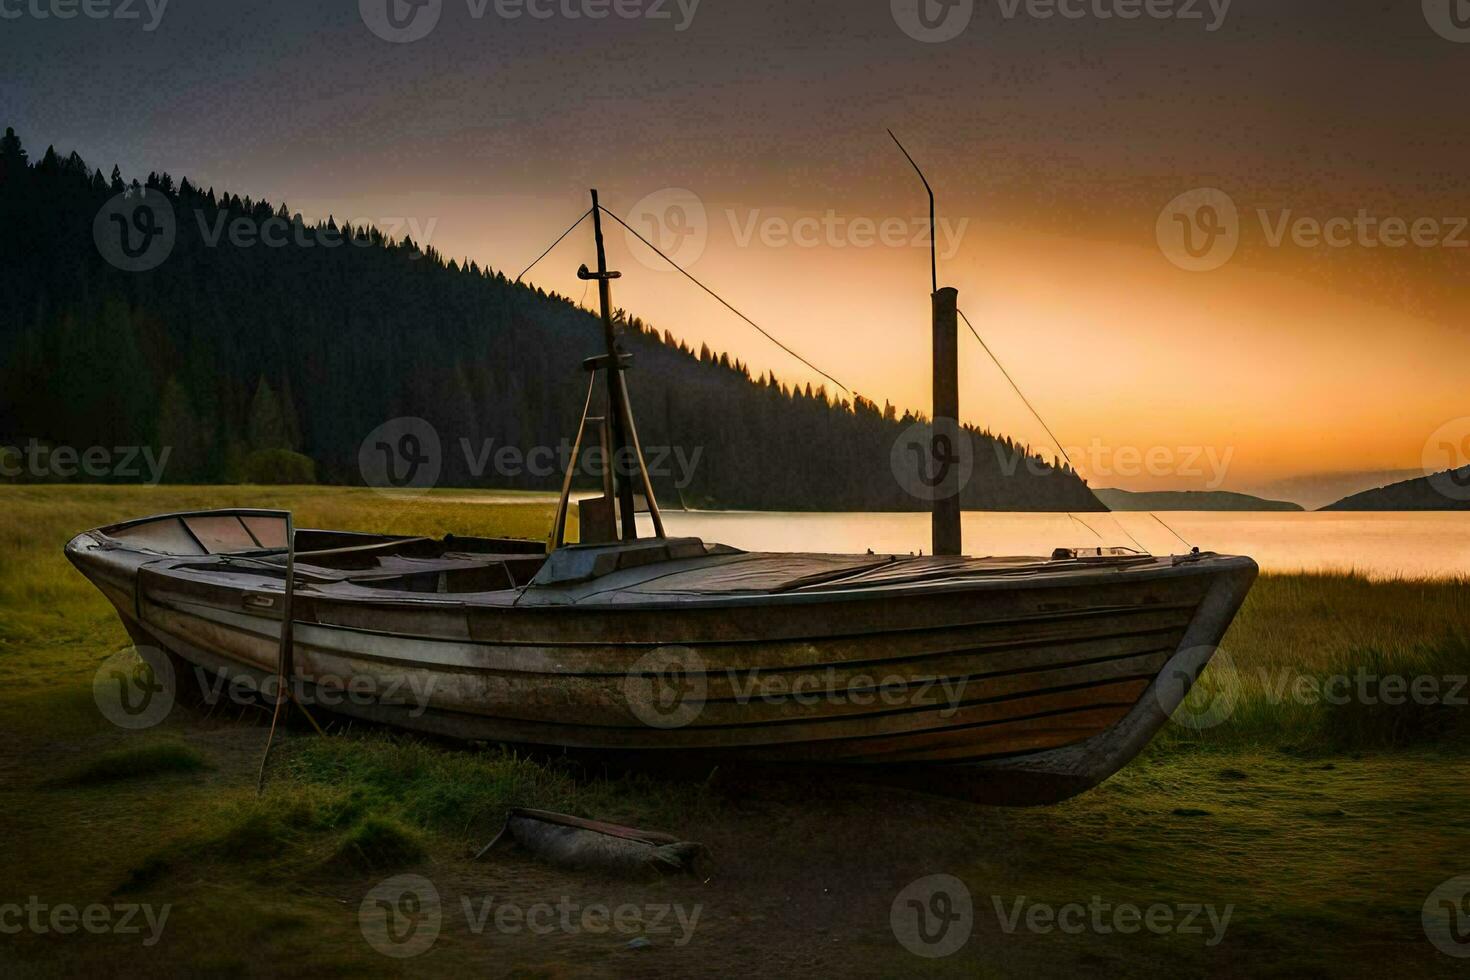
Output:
514 207 1195 553
956 308 1194 553
515 207 593 284
1148 511 1195 552
1067 513 1103 543
599 205 853 397
957 309 1076 473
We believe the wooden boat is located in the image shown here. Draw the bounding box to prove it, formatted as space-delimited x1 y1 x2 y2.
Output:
67 511 1253 804
66 190 1256 804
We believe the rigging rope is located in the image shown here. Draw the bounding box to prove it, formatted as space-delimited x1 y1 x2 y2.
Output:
956 308 1191 553
598 205 854 397
1148 511 1196 553
957 309 1077 473
514 206 1194 553
515 207 594 284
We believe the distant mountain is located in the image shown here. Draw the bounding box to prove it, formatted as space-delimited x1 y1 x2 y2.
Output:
1094 488 1303 512
1245 469 1423 511
0 128 1102 513
1319 468 1470 511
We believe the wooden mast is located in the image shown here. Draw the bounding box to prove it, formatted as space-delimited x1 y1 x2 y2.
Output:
561 190 665 544
890 132 962 556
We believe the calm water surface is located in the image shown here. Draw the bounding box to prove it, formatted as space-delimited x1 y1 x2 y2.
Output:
636 510 1470 580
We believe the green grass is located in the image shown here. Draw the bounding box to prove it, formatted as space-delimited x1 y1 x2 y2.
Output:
328 815 427 873
1 485 1467 977
56 741 210 785
1154 572 1470 754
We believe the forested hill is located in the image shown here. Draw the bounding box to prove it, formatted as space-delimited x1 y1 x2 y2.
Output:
1320 468 1470 511
0 130 1102 512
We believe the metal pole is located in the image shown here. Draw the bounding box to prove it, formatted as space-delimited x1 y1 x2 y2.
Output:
589 190 640 540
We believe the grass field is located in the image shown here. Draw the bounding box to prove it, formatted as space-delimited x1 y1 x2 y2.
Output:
1 486 1468 977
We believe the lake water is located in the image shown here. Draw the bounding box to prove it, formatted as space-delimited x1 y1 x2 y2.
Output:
631 510 1470 581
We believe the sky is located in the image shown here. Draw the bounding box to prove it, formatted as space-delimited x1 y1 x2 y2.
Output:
3 0 1467 502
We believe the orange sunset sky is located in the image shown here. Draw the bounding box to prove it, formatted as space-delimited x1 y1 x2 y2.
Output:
6 1 1466 502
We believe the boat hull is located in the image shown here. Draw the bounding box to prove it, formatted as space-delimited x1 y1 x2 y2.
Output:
67 518 1256 805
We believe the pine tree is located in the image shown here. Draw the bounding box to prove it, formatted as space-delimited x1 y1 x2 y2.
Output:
0 126 27 180
156 377 210 482
247 378 288 451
